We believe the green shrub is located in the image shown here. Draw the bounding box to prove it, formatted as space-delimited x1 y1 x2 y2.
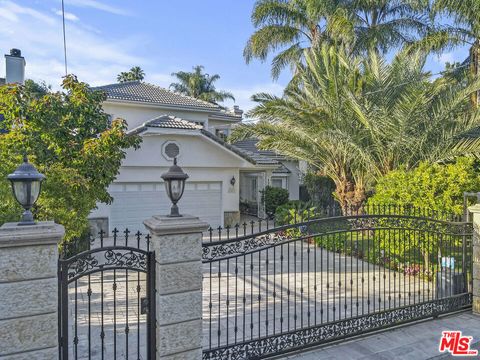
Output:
369 157 480 215
368 157 480 269
275 200 311 225
261 185 289 217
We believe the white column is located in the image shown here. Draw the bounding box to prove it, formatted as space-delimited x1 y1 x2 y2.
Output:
0 221 64 359
144 214 209 359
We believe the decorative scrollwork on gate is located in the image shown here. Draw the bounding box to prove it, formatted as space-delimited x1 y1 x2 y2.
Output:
202 294 472 360
202 214 471 262
203 232 290 261
64 248 148 282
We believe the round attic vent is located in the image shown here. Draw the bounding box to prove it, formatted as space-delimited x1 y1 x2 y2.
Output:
162 141 181 160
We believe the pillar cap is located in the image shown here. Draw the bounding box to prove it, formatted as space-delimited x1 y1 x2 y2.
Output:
0 221 64 248
469 204 480 214
144 214 209 236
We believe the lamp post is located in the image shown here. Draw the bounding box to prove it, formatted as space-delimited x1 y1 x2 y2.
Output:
161 158 188 217
7 155 45 225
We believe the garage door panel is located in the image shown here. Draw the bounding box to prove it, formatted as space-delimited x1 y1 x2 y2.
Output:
110 182 222 232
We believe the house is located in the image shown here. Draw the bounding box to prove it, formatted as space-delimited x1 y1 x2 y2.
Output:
87 80 303 232
0 48 302 231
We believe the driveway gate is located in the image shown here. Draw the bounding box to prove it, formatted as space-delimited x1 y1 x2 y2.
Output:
58 229 156 359
202 205 473 359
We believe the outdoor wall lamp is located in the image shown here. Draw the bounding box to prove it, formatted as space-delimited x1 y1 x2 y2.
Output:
7 155 45 225
161 157 188 217
230 176 236 186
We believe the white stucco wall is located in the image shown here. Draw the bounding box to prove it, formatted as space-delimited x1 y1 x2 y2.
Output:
282 160 301 200
103 102 211 130
90 130 253 222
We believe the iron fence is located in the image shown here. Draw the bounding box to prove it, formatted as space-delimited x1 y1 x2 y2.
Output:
202 205 473 359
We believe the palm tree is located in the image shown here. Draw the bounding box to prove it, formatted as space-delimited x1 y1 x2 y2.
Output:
169 66 235 104
350 0 429 54
244 0 429 79
231 44 480 211
432 0 480 105
117 66 145 83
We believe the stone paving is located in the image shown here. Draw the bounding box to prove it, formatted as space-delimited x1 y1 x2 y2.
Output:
275 311 480 359
67 237 452 358
203 241 436 350
66 270 148 359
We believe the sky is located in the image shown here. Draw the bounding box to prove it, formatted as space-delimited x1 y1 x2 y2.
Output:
0 0 471 112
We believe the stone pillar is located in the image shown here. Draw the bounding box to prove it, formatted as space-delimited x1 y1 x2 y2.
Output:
0 221 64 359
144 215 208 359
470 204 480 314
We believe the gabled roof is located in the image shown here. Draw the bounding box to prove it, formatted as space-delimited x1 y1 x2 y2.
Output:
93 81 220 110
273 164 291 174
127 115 258 165
128 115 202 135
232 139 287 164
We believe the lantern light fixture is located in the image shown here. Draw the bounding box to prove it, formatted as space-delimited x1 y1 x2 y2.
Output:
7 155 45 225
230 176 236 186
161 157 188 217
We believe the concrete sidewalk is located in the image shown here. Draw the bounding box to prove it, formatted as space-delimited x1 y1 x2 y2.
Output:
276 311 480 360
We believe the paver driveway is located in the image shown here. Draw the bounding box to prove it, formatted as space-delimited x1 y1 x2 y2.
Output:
66 239 434 358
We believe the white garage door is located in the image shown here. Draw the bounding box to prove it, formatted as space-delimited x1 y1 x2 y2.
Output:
109 182 222 232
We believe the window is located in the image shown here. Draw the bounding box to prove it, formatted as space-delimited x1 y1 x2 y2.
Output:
271 178 283 188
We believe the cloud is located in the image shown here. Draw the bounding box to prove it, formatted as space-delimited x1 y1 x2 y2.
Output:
0 1 145 88
67 0 130 16
55 10 79 22
0 1 55 25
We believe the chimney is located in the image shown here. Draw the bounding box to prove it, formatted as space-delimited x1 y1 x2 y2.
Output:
232 105 243 117
5 49 25 85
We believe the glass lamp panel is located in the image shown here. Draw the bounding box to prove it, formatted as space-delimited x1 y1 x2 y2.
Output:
164 180 172 199
29 180 41 204
12 181 30 207
170 179 184 201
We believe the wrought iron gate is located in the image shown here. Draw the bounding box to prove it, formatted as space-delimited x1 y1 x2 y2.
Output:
58 229 156 359
202 205 473 359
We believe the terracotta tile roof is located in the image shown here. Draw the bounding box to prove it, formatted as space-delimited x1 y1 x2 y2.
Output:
93 81 220 110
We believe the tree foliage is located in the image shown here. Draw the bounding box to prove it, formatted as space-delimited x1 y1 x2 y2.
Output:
231 44 480 212
117 66 145 83
368 157 480 215
0 75 141 240
244 0 430 79
170 65 235 105
367 158 480 267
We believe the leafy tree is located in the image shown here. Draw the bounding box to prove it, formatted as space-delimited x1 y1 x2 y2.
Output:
0 75 141 241
244 0 429 79
368 158 480 269
170 65 235 104
231 44 480 212
117 66 145 83
24 79 51 98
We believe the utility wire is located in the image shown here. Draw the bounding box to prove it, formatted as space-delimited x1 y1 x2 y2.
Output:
61 0 68 75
